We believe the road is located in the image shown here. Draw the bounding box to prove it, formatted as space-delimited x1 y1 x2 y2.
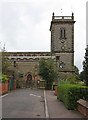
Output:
2 89 45 118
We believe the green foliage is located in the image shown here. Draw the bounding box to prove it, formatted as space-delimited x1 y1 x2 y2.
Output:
57 83 88 110
73 65 80 80
80 46 88 85
60 75 82 85
0 73 8 83
79 71 86 81
39 58 58 89
2 52 11 75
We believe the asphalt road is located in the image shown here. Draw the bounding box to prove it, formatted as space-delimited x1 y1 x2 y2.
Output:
2 89 45 118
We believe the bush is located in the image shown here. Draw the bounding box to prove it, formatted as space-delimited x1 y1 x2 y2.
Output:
0 73 8 83
60 75 83 85
57 84 88 110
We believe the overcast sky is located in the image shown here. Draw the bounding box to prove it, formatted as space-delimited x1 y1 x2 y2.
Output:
0 0 87 72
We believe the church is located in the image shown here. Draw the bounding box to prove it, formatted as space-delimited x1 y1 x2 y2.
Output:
7 13 75 87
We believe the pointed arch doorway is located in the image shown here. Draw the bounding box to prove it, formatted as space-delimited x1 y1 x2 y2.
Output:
26 72 32 88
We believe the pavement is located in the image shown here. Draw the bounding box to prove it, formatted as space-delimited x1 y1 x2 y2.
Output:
45 90 85 118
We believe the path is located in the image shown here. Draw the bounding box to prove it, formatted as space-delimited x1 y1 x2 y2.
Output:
46 90 85 119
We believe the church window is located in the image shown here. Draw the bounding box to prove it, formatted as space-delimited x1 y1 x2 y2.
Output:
60 28 66 39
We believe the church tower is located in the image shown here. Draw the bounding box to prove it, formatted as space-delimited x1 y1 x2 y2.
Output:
50 13 75 79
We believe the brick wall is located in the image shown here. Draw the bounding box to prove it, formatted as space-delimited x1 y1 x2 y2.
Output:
77 99 88 118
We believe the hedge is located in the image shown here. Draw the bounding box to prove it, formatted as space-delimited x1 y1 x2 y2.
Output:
57 84 88 110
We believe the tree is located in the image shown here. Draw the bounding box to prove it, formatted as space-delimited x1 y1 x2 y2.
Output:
74 65 80 80
2 52 11 75
39 58 59 89
80 45 88 86
79 70 86 81
84 45 88 86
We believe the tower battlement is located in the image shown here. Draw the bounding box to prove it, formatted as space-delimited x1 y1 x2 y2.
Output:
50 13 75 31
52 12 74 20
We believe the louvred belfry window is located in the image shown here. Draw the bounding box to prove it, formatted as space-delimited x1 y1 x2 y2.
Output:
60 28 66 39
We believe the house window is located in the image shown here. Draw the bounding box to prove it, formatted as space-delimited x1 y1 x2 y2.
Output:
60 28 66 39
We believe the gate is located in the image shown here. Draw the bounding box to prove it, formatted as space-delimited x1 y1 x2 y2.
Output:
38 80 45 89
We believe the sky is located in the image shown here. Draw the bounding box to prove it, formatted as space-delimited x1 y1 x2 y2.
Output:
0 0 87 72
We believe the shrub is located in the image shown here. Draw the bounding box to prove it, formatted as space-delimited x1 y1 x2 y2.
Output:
0 73 8 83
60 75 83 85
57 84 88 110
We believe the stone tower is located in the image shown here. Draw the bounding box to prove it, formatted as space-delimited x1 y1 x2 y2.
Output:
50 13 75 79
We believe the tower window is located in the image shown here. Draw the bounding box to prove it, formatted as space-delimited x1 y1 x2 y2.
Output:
60 28 66 39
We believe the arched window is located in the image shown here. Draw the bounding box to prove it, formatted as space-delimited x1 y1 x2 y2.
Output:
60 28 66 39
